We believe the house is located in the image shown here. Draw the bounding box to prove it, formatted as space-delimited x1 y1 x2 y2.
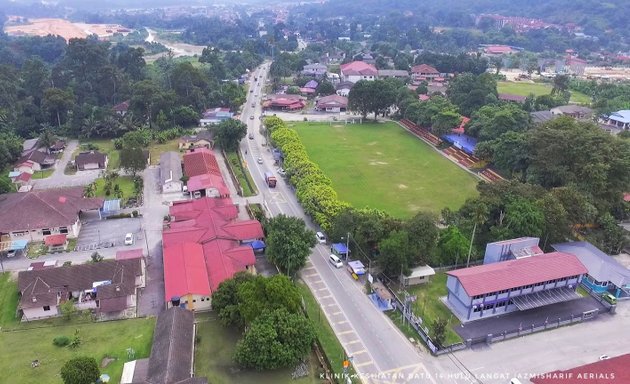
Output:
17 258 144 321
49 139 66 154
411 64 440 81
17 149 55 170
498 93 527 103
162 197 264 310
400 265 436 286
22 138 40 153
378 69 409 79
602 110 630 130
121 307 208 384
335 81 355 97
178 131 215 150
304 80 318 89
159 152 183 194
199 107 233 126
300 87 317 96
75 151 108 171
316 94 348 112
530 110 556 125
552 241 630 298
446 252 587 322
339 61 378 83
113 100 130 116
183 148 229 198
483 237 543 265
566 56 587 76
0 187 104 241
550 105 593 120
44 234 68 252
483 45 515 55
9 171 32 189
262 94 306 111
302 63 327 77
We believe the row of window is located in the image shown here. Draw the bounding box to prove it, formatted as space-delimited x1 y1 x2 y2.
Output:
471 275 580 300
183 297 211 305
13 227 68 236
472 299 514 313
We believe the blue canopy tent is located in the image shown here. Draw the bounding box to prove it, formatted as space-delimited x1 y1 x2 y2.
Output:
248 240 266 252
331 243 350 259
441 133 478 156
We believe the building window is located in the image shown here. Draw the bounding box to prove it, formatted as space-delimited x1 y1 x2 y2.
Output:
43 306 50 311
193 299 196 303
42 228 51 236
59 227 68 234
201 298 205 302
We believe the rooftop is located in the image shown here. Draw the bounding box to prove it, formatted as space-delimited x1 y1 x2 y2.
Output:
447 252 588 296
340 61 378 76
411 64 439 74
609 110 630 124
159 151 183 186
531 353 630 384
183 148 221 178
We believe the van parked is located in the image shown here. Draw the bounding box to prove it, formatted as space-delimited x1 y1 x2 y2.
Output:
602 293 617 305
315 231 326 244
329 254 343 268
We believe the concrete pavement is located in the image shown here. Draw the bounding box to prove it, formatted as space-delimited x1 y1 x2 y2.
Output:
32 140 101 189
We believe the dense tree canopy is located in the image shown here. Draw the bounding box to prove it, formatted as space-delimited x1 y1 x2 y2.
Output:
265 215 317 276
213 119 248 152
60 357 100 384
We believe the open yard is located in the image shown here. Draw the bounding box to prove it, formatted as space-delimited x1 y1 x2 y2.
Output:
74 139 119 170
405 273 462 346
93 176 137 202
194 313 321 384
148 139 180 165
291 122 478 217
0 273 19 326
31 169 54 179
497 81 591 104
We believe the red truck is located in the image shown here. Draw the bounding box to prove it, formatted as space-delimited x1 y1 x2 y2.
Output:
264 171 277 188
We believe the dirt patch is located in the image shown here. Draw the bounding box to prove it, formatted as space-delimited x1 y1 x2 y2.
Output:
376 151 383 155
333 124 344 128
398 184 408 189
101 357 116 368
369 161 389 165
366 141 378 146
5 18 133 41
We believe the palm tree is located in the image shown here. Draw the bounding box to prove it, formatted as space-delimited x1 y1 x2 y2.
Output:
466 202 489 267
39 124 56 153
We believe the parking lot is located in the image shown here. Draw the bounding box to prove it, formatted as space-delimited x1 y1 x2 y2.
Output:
76 217 143 251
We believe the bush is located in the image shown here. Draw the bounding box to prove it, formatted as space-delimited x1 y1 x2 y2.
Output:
53 336 70 347
113 138 123 150
131 210 139 217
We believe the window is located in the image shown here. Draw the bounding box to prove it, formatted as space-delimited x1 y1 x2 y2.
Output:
473 306 481 313
59 227 68 234
43 306 50 311
42 228 51 236
201 298 205 302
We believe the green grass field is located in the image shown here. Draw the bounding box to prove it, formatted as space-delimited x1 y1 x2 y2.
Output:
497 81 591 104
406 273 462 346
194 313 320 384
291 122 478 218
94 176 137 202
31 169 54 179
0 273 19 326
148 139 180 165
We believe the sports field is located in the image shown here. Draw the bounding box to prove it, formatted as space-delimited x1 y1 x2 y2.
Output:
290 121 478 218
497 81 590 104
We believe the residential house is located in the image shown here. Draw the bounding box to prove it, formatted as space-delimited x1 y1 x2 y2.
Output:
340 61 378 83
262 94 306 111
0 187 104 241
316 95 348 113
530 110 556 125
301 63 327 77
113 100 130 116
49 139 66 154
75 151 108 171
499 93 527 103
550 105 593 120
400 265 436 286
335 81 355 97
162 197 264 310
411 64 440 82
304 80 318 89
483 45 515 55
17 149 55 171
121 307 208 384
17 258 144 321
9 171 32 190
44 234 68 252
183 148 229 198
377 69 409 80
159 152 183 194
178 131 215 150
199 107 233 127
602 110 630 131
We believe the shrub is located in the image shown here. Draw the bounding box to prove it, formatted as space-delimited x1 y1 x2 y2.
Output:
131 210 139 217
53 336 70 347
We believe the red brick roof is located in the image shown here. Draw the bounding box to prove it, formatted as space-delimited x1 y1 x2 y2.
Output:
44 234 67 246
411 64 439 74
447 252 587 296
531 353 630 384
164 242 211 300
187 174 229 196
340 61 378 76
316 94 348 109
15 172 32 182
485 45 514 54
183 148 221 178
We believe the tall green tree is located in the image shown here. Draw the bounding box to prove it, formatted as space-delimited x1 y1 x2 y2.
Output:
237 274 302 325
119 148 146 176
378 230 413 276
42 88 74 128
265 215 316 276
211 271 256 328
60 357 100 384
446 73 498 116
214 118 247 152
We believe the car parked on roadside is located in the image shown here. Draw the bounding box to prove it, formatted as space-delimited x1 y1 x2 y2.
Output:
124 233 134 245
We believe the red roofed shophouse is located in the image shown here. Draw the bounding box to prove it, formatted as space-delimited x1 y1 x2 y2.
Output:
484 45 514 55
340 61 378 83
183 148 229 198
262 94 306 111
446 251 587 322
162 197 264 311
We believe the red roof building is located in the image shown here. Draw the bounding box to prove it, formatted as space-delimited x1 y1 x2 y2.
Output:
531 353 630 384
316 94 348 112
162 197 264 311
263 95 306 110
484 45 514 55
452 116 470 134
44 234 67 246
183 148 228 198
340 61 378 83
116 248 144 261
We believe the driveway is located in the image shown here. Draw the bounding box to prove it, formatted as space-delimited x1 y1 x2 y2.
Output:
32 140 102 189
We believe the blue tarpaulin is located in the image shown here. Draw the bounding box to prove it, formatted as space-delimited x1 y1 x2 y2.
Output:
442 133 478 155
332 243 349 256
249 240 266 250
8 240 27 251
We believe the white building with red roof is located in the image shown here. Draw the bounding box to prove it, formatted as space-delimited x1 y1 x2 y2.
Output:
340 61 378 83
446 251 587 322
162 197 264 311
411 64 440 82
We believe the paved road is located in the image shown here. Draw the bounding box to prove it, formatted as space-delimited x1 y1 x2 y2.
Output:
240 63 473 384
32 140 101 189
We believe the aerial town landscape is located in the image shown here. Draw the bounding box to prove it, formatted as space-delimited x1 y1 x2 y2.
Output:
0 0 629 383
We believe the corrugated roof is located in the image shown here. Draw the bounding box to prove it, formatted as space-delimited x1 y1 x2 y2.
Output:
340 61 377 76
411 64 439 74
447 252 587 296
163 242 211 301
44 234 67 246
159 151 183 186
552 242 630 288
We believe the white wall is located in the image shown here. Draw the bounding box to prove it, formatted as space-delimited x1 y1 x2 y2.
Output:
23 306 58 321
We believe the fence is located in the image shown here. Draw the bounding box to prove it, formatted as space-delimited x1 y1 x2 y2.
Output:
432 260 484 273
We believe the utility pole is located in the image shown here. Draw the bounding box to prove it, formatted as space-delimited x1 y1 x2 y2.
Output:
144 229 150 259
345 232 350 261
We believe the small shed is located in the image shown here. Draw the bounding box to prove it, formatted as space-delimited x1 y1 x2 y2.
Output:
44 234 68 252
400 265 436 286
348 260 366 275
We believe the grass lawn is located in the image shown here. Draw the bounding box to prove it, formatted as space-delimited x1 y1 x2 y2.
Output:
406 273 462 346
94 176 137 203
148 139 180 165
297 282 358 383
291 122 479 218
194 313 320 384
0 273 19 327
0 317 154 384
226 151 256 197
74 139 119 170
30 169 54 179
497 81 591 104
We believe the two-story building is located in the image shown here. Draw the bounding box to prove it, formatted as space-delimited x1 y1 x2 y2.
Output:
339 61 378 83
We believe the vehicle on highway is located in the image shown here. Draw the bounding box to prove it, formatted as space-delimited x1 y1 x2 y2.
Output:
251 103 255 107
257 157 263 164
124 233 134 245
249 89 253 93
329 254 343 268
248 133 254 139
250 115 255 120
315 231 326 243
277 168 286 176
264 171 277 187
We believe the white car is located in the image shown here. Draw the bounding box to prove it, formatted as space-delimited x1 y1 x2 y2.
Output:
599 354 610 361
257 157 263 164
124 233 134 245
